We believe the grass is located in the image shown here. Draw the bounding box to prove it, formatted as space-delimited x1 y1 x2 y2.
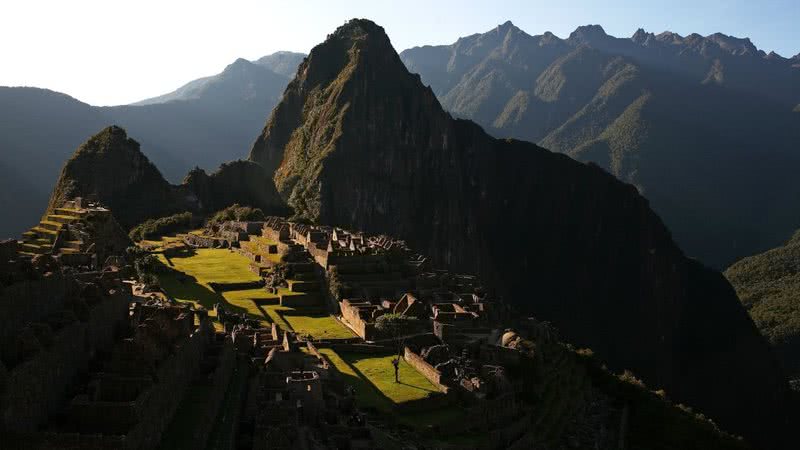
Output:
344 353 439 404
150 246 351 339
262 304 355 339
154 248 266 323
158 249 261 284
319 349 438 410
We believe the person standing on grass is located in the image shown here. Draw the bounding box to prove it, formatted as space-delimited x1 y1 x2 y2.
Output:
392 357 400 382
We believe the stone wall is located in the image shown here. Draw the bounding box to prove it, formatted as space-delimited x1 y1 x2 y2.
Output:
0 283 129 432
0 274 68 357
184 234 223 248
1 321 88 432
403 347 449 393
338 300 377 341
179 337 236 449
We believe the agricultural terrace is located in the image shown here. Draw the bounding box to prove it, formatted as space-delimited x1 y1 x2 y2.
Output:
147 237 354 339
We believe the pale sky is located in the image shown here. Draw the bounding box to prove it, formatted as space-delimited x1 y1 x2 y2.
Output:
1 0 797 106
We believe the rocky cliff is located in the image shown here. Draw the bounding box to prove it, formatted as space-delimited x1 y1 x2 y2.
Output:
249 19 791 448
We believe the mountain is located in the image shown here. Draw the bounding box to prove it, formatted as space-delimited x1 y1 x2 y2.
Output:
725 230 800 381
0 53 301 239
400 22 800 268
101 57 292 178
47 125 184 226
48 126 287 229
254 51 306 78
250 19 792 448
0 87 109 238
132 52 303 105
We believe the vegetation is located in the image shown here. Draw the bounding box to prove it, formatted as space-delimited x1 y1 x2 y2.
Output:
46 126 186 229
154 248 262 318
129 211 195 241
206 204 265 227
262 304 354 339
317 348 438 411
725 230 800 377
127 246 162 289
374 313 420 338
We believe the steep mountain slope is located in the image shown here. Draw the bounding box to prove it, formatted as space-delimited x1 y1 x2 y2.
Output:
725 231 800 381
250 19 791 448
0 54 298 239
400 23 800 268
49 126 287 229
47 126 186 227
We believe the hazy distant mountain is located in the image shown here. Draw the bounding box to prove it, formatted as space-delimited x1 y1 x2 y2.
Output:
400 22 800 268
133 51 305 105
101 58 293 178
0 87 108 237
0 52 302 239
254 51 306 78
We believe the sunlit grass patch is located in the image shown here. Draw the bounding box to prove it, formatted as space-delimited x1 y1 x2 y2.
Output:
158 249 261 284
260 305 354 339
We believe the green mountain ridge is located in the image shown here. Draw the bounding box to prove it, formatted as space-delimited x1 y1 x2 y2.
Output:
400 22 800 269
725 230 800 381
250 18 792 448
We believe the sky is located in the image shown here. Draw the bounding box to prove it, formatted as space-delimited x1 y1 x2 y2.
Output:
1 0 797 106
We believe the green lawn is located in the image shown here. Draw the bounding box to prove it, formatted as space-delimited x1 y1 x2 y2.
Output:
158 249 261 284
221 289 278 325
318 349 438 410
154 249 266 322
263 305 355 339
344 353 439 404
151 248 352 340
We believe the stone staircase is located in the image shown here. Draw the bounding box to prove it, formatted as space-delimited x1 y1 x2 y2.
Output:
18 205 88 257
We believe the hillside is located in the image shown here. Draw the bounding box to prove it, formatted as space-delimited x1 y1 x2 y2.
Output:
250 18 791 448
400 22 800 268
48 126 287 229
725 231 800 381
0 53 300 239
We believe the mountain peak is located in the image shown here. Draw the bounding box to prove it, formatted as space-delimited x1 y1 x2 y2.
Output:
497 20 517 32
706 32 759 55
330 18 391 45
223 57 257 72
568 24 609 43
631 27 655 44
48 126 180 227
74 125 136 157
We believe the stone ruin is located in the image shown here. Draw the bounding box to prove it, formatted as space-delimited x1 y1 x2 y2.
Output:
18 198 131 268
1 201 237 450
227 320 375 449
